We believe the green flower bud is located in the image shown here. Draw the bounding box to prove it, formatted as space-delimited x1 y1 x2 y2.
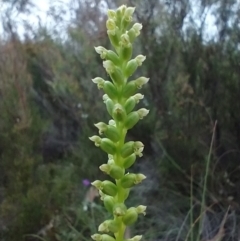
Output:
124 7 135 21
120 173 136 188
124 59 138 77
92 77 105 89
126 235 143 241
106 50 120 65
116 5 126 27
98 220 119 233
122 7 135 30
102 180 118 196
112 104 126 122
105 125 121 142
89 135 102 147
107 30 120 48
124 188 130 200
124 94 144 113
100 163 124 179
120 34 132 61
120 141 134 158
103 61 124 85
117 5 126 16
120 173 146 188
122 77 149 98
127 23 142 42
93 180 117 196
124 108 149 129
122 207 138 226
103 195 115 213
91 234 115 241
123 153 136 169
95 47 120 65
95 123 120 142
104 98 114 116
122 81 138 98
120 141 144 158
124 111 140 129
100 138 116 155
121 45 132 62
107 220 119 233
113 203 127 217
103 81 118 100
124 55 146 77
109 67 124 86
101 235 115 241
110 165 124 179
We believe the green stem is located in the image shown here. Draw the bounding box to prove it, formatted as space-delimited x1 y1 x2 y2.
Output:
115 221 125 241
114 123 127 241
196 121 216 241
190 165 193 241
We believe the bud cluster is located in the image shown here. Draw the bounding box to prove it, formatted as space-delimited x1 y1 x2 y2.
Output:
89 5 149 241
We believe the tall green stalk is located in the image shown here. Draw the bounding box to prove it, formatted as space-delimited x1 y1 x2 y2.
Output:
89 5 149 241
196 121 217 241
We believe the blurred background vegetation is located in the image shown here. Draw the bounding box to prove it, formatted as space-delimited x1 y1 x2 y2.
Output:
0 0 239 240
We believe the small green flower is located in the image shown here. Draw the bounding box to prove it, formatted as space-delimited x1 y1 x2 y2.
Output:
132 23 143 36
106 19 116 31
125 55 146 77
126 235 143 241
99 163 124 179
103 196 115 213
120 33 131 47
91 234 116 241
128 23 143 42
135 55 146 66
107 9 116 20
90 5 149 241
124 7 135 19
94 46 108 59
94 122 120 142
123 153 136 169
120 173 147 188
89 135 101 146
124 94 144 113
103 60 115 74
98 220 119 233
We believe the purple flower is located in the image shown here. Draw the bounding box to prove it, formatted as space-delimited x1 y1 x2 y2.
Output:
82 179 91 187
